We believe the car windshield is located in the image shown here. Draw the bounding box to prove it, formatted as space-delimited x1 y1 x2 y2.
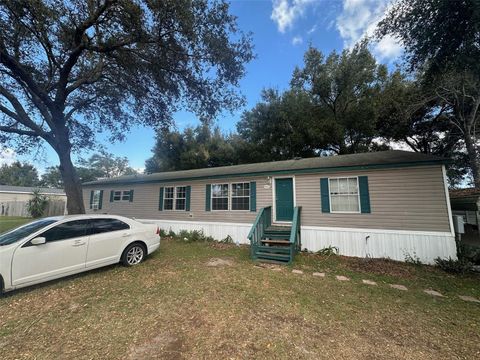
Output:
0 219 57 246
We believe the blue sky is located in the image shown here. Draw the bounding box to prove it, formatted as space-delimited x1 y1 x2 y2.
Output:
1 0 402 172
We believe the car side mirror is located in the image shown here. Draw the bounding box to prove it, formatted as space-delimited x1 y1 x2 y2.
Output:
31 237 46 245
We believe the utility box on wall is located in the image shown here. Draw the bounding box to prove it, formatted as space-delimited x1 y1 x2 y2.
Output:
453 215 465 234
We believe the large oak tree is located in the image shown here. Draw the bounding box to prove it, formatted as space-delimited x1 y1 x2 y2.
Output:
0 0 253 213
377 0 480 186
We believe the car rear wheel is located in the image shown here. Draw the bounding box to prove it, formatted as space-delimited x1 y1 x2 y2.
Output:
121 243 146 266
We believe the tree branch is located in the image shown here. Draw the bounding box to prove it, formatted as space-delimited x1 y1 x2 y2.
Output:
55 0 115 104
0 84 49 137
0 47 55 111
0 124 38 137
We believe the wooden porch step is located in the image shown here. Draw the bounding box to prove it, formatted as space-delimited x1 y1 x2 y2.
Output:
266 226 291 232
255 252 290 260
256 245 291 254
260 239 290 245
262 233 291 240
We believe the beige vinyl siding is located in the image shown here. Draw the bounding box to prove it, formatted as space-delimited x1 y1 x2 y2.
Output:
83 176 272 224
296 165 450 232
83 165 450 233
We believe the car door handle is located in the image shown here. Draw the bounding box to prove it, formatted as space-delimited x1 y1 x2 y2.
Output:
73 240 86 247
121 233 130 238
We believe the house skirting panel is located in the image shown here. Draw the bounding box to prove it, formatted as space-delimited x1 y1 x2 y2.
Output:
300 226 456 264
139 219 457 264
139 219 252 245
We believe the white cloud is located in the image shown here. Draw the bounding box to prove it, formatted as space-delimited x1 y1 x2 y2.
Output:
336 0 402 61
271 0 314 33
307 24 317 34
0 148 16 166
292 36 303 45
374 34 402 60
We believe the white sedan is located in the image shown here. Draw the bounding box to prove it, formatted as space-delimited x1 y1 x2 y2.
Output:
0 215 160 293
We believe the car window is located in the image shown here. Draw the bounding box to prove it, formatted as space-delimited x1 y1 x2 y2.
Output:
40 220 89 242
0 219 57 246
89 219 130 235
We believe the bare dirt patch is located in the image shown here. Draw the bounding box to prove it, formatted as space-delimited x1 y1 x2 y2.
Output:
205 258 234 267
128 333 185 360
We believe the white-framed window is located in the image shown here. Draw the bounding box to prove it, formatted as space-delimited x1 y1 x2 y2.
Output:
163 186 187 211
113 190 131 202
211 183 250 211
329 177 360 213
163 186 174 210
92 190 101 210
212 183 229 211
231 183 250 211
175 186 187 211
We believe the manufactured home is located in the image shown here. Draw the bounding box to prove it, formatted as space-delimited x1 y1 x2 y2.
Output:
83 150 456 264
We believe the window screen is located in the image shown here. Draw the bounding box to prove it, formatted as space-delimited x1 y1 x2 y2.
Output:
329 177 360 212
175 186 186 210
231 183 250 210
211 184 229 210
163 187 174 210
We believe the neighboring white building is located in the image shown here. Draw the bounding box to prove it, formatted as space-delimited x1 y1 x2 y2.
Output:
0 185 67 217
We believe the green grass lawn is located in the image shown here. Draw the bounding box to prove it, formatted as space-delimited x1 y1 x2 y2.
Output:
0 217 31 233
0 235 479 359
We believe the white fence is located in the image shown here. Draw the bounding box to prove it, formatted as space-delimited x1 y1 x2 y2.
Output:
0 200 66 217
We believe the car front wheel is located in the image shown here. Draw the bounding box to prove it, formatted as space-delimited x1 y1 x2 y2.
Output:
121 243 146 266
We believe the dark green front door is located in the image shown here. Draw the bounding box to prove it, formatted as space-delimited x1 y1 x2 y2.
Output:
275 178 294 221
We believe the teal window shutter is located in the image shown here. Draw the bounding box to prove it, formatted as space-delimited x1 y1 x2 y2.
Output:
129 189 134 202
358 176 371 213
98 190 103 210
250 181 256 212
110 190 114 202
186 186 191 211
158 187 164 211
205 184 211 211
89 190 94 209
320 178 330 213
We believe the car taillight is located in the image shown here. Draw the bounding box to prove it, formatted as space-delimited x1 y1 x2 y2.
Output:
156 226 160 235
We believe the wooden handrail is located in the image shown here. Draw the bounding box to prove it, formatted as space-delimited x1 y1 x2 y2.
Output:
289 207 301 258
248 206 271 258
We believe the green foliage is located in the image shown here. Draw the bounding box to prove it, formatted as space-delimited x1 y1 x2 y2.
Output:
316 246 339 256
77 149 137 179
404 253 423 266
0 0 253 213
164 229 216 243
458 242 480 265
291 42 387 154
376 71 468 186
158 229 169 238
377 0 480 187
435 239 480 273
377 0 480 76
26 189 49 218
236 89 321 162
434 257 474 274
0 161 39 187
145 125 240 173
219 235 234 244
41 150 137 187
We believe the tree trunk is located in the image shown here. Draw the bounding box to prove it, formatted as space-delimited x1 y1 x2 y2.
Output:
55 139 85 214
464 132 480 188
